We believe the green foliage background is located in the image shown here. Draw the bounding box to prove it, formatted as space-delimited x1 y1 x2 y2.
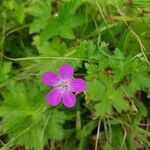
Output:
0 0 150 149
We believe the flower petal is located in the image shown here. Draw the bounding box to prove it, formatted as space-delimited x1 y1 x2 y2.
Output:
71 78 86 93
59 64 74 79
46 89 62 106
63 91 76 108
42 71 59 86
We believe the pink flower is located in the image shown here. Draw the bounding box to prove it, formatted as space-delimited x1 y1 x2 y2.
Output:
42 64 86 108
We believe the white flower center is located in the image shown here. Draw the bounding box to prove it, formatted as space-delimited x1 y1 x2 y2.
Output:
56 80 70 93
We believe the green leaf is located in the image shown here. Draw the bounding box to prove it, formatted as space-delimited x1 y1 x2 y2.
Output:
112 125 127 150
66 14 87 28
108 88 129 112
58 0 84 22
109 49 133 82
29 17 49 34
0 62 12 83
86 64 129 116
33 38 68 72
103 142 112 150
46 110 66 140
39 0 86 41
60 24 75 39
78 121 97 150
13 4 25 24
86 79 105 101
127 59 150 94
85 64 100 80
112 96 129 112
133 99 148 123
126 135 136 150
40 18 60 43
0 81 66 149
28 1 51 34
37 38 67 56
28 1 51 17
95 99 112 117
81 121 97 137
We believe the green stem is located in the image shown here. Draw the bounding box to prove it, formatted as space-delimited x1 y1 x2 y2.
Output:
76 110 81 140
1 54 98 63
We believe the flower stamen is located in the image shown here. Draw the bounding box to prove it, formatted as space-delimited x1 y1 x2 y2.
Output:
56 80 70 93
